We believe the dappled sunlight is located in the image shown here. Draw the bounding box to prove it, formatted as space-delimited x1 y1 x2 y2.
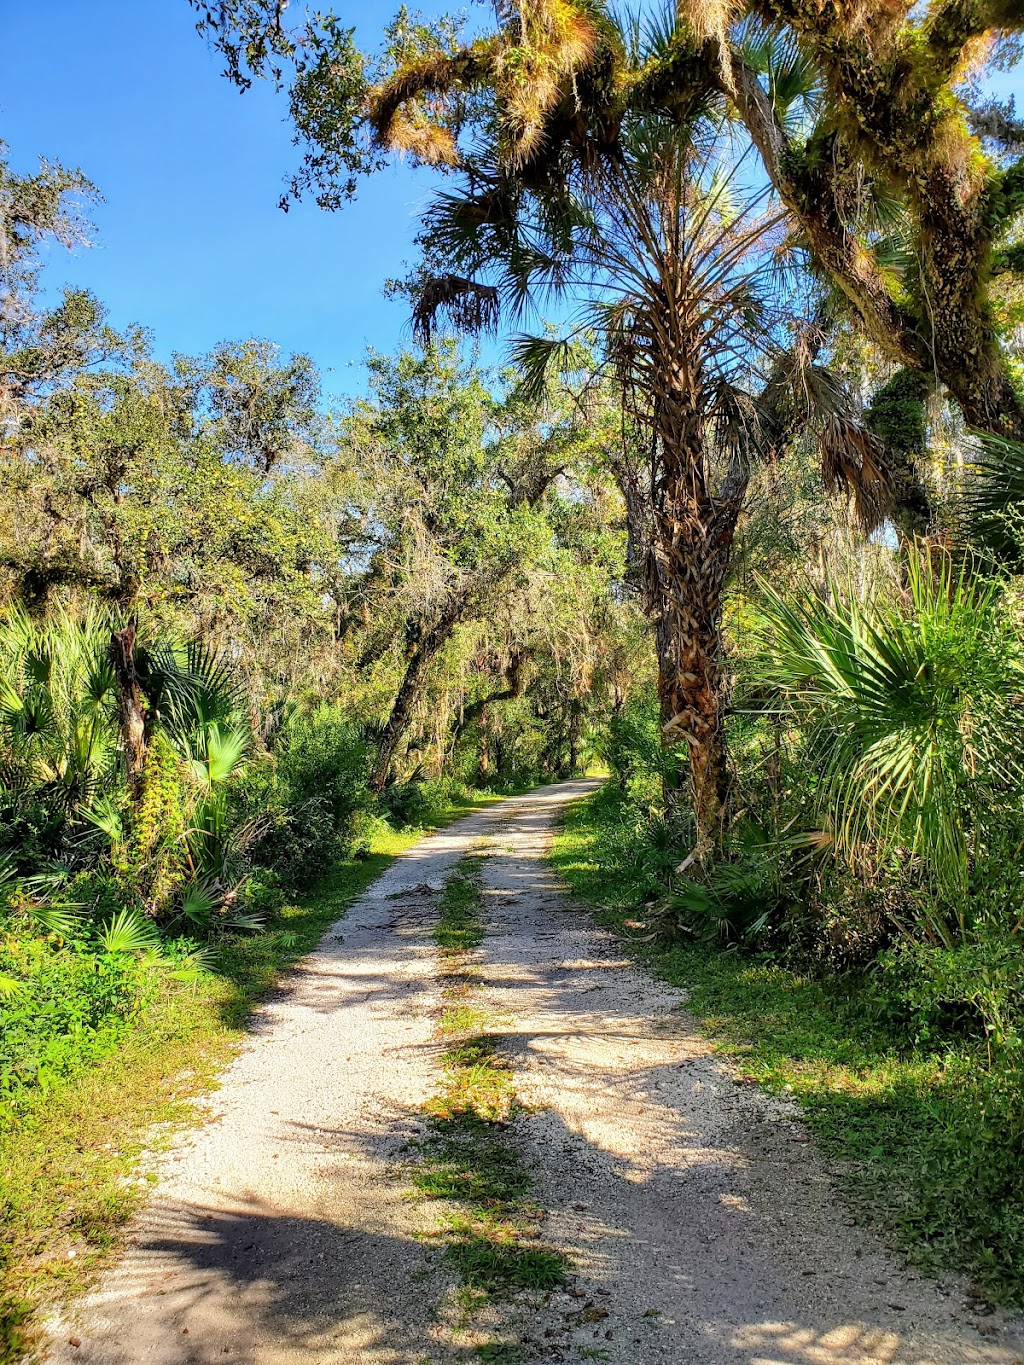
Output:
41 784 1022 1365
732 1319 903 1364
456 786 1023 1364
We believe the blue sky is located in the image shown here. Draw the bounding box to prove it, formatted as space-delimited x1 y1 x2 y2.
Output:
4 4 1018 407
1 1 447 402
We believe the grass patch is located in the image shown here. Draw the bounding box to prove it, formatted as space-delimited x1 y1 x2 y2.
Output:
0 796 508 1364
551 782 1024 1308
434 857 488 954
437 1003 490 1037
444 1219 569 1294
429 1038 515 1125
414 855 570 1341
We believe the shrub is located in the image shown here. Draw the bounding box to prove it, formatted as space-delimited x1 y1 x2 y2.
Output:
381 773 471 828
605 686 666 790
0 930 156 1119
878 935 1024 1054
752 548 1024 903
232 706 372 887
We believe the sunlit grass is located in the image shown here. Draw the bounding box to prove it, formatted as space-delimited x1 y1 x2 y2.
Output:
413 854 570 1335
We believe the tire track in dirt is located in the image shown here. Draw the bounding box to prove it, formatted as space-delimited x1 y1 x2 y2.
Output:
472 786 1024 1365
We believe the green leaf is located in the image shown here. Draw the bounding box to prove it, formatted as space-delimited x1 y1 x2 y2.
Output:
96 908 160 954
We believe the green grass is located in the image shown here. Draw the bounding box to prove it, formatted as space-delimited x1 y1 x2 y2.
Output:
434 857 489 954
551 782 1024 1308
413 855 570 1348
0 796 510 1364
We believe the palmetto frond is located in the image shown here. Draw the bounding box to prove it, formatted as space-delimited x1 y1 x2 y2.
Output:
753 546 1024 896
0 607 251 871
139 639 246 741
0 606 120 812
97 906 161 954
959 433 1024 566
508 332 596 404
185 721 251 790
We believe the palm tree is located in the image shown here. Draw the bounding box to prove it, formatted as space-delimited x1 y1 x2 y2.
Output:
193 1 891 851
195 0 1024 441
0 606 251 913
402 56 886 852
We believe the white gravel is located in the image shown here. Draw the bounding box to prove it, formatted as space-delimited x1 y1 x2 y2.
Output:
43 781 1024 1364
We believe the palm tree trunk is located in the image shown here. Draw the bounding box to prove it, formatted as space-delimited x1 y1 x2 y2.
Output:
643 392 749 859
110 621 147 797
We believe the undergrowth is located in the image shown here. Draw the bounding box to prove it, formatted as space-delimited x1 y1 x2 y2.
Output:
414 854 569 1356
551 782 1024 1309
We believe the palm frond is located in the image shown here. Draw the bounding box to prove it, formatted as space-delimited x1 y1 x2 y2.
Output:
508 333 590 403
959 433 1024 566
412 274 501 343
97 906 161 954
752 548 1024 897
180 878 221 928
187 722 251 790
0 973 29 1002
30 900 86 939
818 414 891 532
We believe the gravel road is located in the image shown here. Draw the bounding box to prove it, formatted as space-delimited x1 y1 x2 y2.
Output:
45 780 1024 1365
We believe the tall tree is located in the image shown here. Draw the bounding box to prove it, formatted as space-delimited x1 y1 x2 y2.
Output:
191 2 899 849
0 146 126 423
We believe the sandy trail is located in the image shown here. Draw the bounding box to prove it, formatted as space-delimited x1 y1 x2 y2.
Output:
45 781 1023 1365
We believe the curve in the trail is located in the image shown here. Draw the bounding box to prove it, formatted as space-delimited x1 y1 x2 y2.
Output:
45 781 1024 1365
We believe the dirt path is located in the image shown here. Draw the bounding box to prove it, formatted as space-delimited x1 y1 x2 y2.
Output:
45 781 1023 1365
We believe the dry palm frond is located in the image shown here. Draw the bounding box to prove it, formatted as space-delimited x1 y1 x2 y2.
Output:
819 413 891 532
412 275 500 342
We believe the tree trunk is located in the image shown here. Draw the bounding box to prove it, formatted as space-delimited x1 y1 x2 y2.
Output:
368 597 467 793
369 644 438 793
479 714 490 781
568 700 584 775
636 389 749 860
110 621 147 797
654 600 730 855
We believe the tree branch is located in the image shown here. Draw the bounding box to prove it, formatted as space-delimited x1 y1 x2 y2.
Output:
728 56 924 368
